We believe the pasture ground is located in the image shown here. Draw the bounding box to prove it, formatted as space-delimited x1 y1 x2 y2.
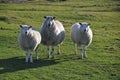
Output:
0 0 120 80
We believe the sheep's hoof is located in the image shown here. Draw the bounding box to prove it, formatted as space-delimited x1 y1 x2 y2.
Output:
51 56 54 59
30 58 33 63
36 57 39 60
25 60 28 63
25 61 28 63
30 61 33 63
47 55 50 59
83 54 87 58
57 52 60 55
36 59 39 61
84 56 87 58
79 57 83 59
80 55 83 59
30 59 33 63
74 52 77 55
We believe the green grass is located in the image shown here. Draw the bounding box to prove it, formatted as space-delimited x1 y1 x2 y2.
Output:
0 0 120 80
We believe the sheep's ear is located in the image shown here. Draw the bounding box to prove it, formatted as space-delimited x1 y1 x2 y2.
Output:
29 26 32 28
53 16 56 19
88 23 91 25
79 22 82 25
19 25 23 28
44 16 47 19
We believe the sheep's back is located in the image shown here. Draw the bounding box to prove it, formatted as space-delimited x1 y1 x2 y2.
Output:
54 20 65 31
54 20 65 44
71 23 81 44
86 28 93 46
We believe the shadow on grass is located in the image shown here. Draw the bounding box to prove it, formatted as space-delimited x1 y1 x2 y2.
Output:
0 57 58 74
0 53 83 74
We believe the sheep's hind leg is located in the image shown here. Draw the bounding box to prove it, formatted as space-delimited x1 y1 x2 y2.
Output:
35 49 39 60
25 51 29 63
35 45 39 60
47 46 50 58
80 45 83 59
30 51 33 63
74 43 77 55
83 46 87 58
57 44 60 55
51 46 54 59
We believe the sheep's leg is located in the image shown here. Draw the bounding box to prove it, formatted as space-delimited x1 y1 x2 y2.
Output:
51 46 54 59
74 43 77 55
57 44 60 55
35 49 39 60
47 46 50 58
25 51 29 63
30 51 33 63
83 46 87 58
35 45 39 60
80 45 83 59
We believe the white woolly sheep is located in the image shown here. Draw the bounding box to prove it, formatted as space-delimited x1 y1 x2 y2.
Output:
70 22 93 59
18 25 41 63
40 16 65 58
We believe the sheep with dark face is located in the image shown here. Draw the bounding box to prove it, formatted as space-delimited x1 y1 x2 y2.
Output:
40 16 65 58
18 25 41 63
70 22 93 59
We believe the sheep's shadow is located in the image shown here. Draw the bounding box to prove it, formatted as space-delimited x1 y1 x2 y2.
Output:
0 54 81 74
0 57 58 74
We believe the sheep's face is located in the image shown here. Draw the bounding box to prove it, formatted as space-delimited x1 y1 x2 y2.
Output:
44 16 56 28
20 25 32 35
79 23 90 32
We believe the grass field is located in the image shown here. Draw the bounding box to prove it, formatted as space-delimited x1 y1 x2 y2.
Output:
0 0 120 80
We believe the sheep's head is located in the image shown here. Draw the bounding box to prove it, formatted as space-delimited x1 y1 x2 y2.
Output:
44 16 56 27
79 22 90 32
19 25 32 35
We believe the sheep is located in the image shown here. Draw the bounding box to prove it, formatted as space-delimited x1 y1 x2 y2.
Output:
40 16 65 58
18 25 41 63
70 22 93 59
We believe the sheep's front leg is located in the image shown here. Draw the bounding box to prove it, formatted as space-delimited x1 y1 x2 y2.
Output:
25 51 29 63
30 51 33 63
51 46 54 59
74 43 77 55
47 46 50 58
83 46 87 58
57 44 60 55
80 45 83 59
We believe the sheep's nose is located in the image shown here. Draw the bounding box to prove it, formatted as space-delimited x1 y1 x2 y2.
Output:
84 30 86 32
25 32 27 34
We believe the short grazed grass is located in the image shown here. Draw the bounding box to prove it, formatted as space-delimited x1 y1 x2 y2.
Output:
0 0 120 80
